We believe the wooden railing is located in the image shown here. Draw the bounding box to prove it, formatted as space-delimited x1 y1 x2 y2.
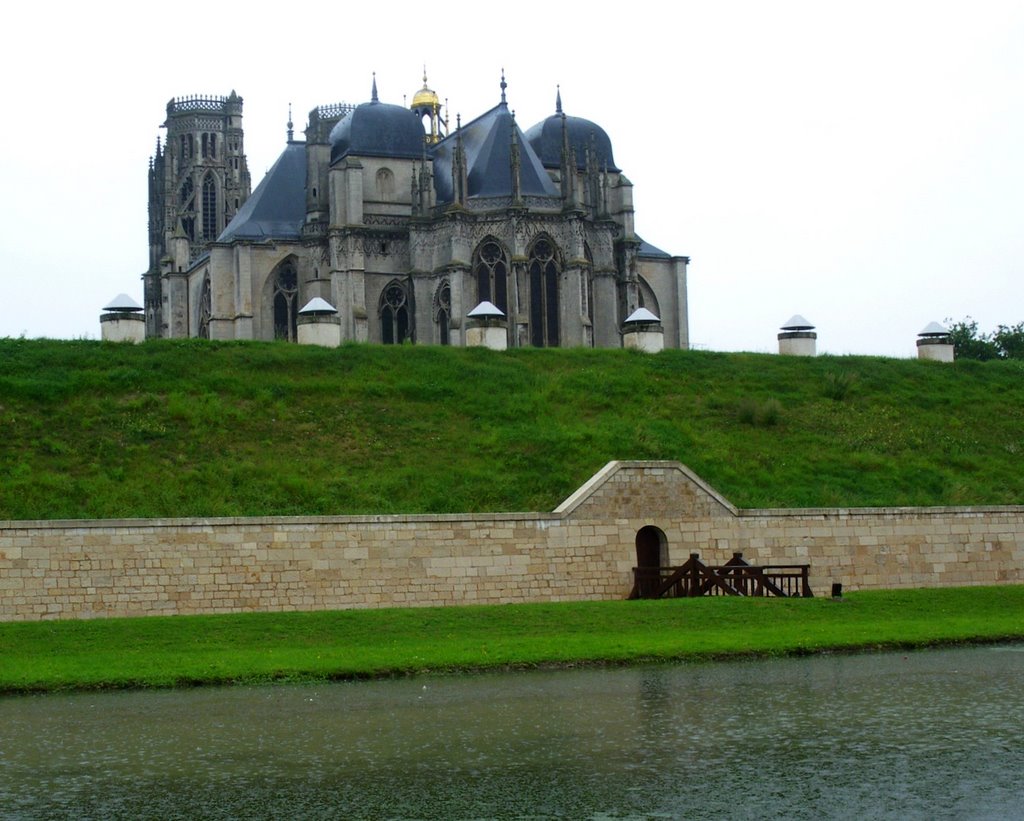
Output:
629 552 813 599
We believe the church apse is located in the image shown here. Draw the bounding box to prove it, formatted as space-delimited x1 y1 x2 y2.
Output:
137 75 688 349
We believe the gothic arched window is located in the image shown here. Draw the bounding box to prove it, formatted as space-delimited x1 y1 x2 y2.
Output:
376 167 395 201
179 177 195 242
201 173 217 242
472 239 508 313
380 280 413 344
198 276 212 339
434 280 451 345
273 263 299 342
582 242 595 346
528 236 561 347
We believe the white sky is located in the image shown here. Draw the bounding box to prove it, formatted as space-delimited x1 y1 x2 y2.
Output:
1 0 1021 356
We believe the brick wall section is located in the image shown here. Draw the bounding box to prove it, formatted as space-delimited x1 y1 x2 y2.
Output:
1 461 1022 621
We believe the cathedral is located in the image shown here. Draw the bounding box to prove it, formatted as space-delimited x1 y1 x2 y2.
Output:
141 73 689 349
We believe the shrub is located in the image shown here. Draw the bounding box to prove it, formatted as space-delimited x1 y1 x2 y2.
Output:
737 397 782 427
823 371 858 401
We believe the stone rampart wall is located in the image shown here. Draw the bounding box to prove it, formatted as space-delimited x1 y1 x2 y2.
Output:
1 462 1021 621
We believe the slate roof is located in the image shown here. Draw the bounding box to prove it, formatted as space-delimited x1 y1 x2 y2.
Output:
524 113 619 173
432 103 559 204
637 237 672 258
218 142 306 242
329 100 425 164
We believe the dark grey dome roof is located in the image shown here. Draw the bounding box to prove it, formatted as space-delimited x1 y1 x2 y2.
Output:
524 113 619 172
329 100 425 163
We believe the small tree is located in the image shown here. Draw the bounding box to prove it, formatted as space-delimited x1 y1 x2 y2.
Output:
993 322 1024 359
946 318 998 360
946 318 1024 360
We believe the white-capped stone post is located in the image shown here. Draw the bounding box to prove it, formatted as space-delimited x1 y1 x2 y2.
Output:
100 294 146 343
621 307 664 353
297 298 341 347
465 301 508 350
916 321 954 362
778 315 817 356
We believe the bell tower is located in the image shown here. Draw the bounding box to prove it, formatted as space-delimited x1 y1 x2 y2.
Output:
145 92 251 337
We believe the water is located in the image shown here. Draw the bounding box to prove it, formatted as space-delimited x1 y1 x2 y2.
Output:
2 645 1023 819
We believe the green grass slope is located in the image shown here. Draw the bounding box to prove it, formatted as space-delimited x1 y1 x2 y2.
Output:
1 338 1022 519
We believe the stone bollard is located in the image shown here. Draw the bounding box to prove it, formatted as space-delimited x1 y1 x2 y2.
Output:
916 322 954 362
465 301 508 350
100 294 145 343
621 308 665 353
297 298 342 347
778 314 816 356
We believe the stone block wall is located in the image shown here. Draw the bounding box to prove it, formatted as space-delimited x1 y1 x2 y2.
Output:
1 462 1021 621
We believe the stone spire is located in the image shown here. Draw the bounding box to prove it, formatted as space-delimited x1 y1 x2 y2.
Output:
371 72 379 102
510 110 522 204
452 114 467 206
560 106 577 206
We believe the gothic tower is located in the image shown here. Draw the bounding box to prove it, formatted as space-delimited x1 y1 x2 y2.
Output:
145 92 251 337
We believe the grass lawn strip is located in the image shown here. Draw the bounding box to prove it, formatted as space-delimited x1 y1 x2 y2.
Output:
1 586 1022 694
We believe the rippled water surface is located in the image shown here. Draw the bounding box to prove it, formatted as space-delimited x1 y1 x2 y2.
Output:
2 645 1023 819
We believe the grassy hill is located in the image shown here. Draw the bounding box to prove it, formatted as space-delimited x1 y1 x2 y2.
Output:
1 338 1022 520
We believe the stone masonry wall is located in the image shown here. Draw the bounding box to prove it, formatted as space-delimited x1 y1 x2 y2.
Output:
1 462 1021 621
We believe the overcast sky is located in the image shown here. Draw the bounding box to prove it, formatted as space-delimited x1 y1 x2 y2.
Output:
2 1 1021 356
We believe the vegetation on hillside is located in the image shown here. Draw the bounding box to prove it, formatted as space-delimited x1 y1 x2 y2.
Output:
947 317 1024 361
1 587 1022 693
1 338 1022 519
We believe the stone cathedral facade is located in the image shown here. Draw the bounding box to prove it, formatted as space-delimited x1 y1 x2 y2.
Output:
141 74 689 349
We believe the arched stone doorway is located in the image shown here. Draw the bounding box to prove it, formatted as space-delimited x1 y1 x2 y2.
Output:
634 525 669 599
635 525 668 570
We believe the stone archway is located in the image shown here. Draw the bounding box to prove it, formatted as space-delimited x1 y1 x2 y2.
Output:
635 525 668 569
634 525 669 599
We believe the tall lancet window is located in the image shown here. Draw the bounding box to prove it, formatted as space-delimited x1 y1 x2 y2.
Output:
273 263 299 342
472 239 508 313
198 276 212 339
179 177 195 242
380 280 413 344
434 280 451 345
582 242 595 346
201 173 217 242
528 237 561 347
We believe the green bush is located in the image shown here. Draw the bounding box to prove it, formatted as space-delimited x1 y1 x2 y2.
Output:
737 397 783 427
823 371 858 401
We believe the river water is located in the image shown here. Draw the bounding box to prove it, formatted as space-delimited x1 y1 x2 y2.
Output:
2 645 1022 819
